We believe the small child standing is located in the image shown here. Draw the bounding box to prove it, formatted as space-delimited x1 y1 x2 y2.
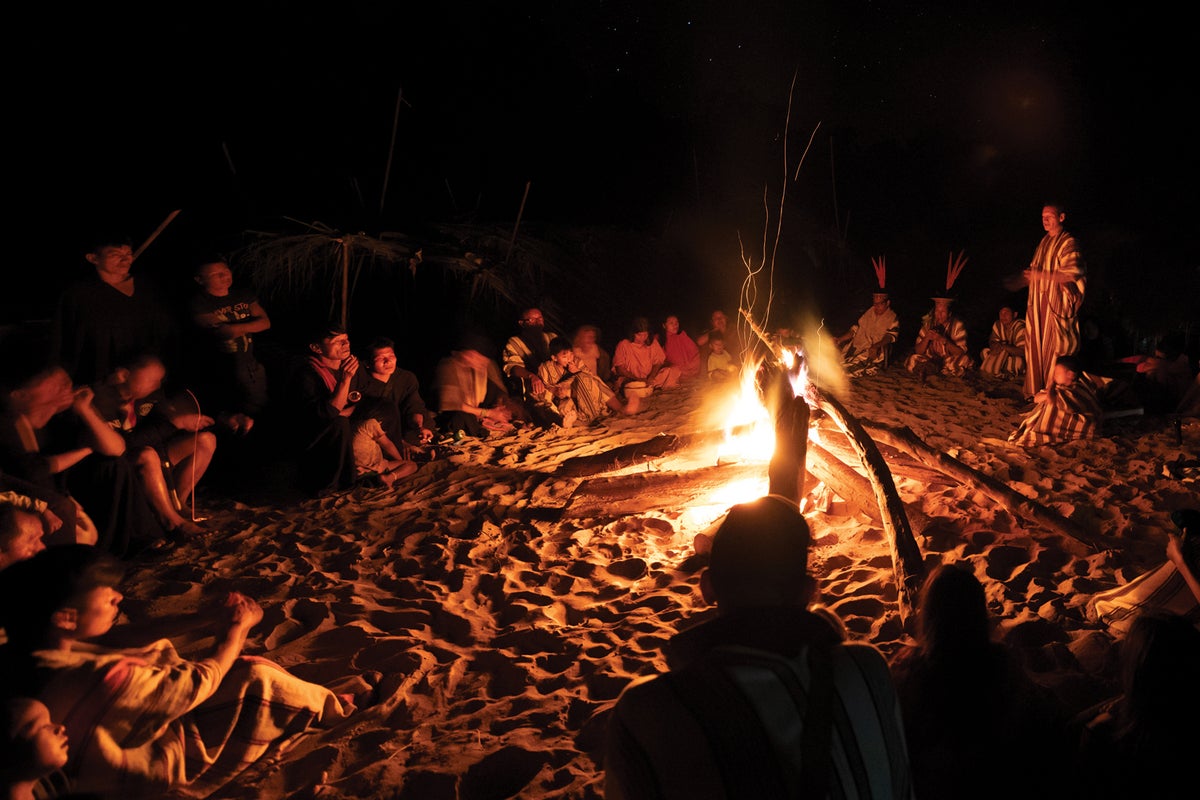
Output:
190 259 271 434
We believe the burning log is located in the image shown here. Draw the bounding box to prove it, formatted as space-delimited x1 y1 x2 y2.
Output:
860 420 1117 554
809 388 925 623
563 463 770 520
556 434 681 478
741 310 924 623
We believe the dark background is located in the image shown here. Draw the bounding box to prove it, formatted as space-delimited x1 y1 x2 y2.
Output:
9 2 1197 385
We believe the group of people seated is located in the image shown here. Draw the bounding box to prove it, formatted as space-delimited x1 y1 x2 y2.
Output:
833 281 1196 450
2 230 1196 797
2 229 759 568
833 287 1026 381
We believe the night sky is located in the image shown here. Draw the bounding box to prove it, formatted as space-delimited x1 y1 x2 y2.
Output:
11 3 1195 363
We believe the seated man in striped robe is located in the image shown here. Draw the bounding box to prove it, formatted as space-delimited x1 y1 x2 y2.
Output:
1009 355 1101 447
979 305 1028 379
904 296 972 378
605 495 914 800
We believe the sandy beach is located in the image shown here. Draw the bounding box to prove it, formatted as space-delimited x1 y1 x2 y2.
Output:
104 363 1198 799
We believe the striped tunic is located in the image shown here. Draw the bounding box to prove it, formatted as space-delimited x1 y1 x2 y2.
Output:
537 357 616 424
904 314 972 376
1024 231 1085 397
979 318 1028 378
1009 373 1102 447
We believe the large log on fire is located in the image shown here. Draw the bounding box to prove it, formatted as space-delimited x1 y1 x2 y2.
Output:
859 419 1118 553
742 312 925 623
809 387 926 621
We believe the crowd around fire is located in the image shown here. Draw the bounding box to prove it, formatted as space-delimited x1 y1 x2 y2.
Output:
1 203 1198 799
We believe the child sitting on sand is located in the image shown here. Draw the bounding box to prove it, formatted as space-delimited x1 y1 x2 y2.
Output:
0 544 355 799
348 397 419 487
706 331 737 382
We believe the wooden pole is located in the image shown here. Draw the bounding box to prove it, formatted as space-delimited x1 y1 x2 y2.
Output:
340 240 350 329
132 209 181 262
380 87 402 215
505 181 531 264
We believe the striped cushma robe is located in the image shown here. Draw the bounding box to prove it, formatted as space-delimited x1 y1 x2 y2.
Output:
980 318 1028 378
1024 230 1085 398
537 357 616 425
904 313 972 376
1009 373 1102 447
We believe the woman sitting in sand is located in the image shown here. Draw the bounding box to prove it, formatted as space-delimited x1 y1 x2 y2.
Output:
0 545 355 799
612 317 679 394
661 315 701 381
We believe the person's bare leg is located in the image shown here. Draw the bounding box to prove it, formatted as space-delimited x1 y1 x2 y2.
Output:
607 393 641 415
168 432 216 508
135 447 203 535
380 459 419 487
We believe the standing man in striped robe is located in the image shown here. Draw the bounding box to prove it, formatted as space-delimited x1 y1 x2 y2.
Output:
1019 204 1086 399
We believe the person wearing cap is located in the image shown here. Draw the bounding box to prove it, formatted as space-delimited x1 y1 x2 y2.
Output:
904 295 972 377
834 289 900 376
979 305 1028 379
604 495 913 799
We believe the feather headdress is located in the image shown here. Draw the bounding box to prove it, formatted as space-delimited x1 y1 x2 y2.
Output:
871 255 888 295
933 249 968 304
945 249 968 293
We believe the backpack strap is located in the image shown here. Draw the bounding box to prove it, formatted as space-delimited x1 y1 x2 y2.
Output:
665 643 838 799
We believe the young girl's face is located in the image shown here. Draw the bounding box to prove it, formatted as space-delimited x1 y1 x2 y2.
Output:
664 317 680 334
8 698 69 773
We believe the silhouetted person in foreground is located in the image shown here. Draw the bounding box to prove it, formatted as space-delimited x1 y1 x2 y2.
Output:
1072 609 1200 800
889 562 1070 800
605 494 913 799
